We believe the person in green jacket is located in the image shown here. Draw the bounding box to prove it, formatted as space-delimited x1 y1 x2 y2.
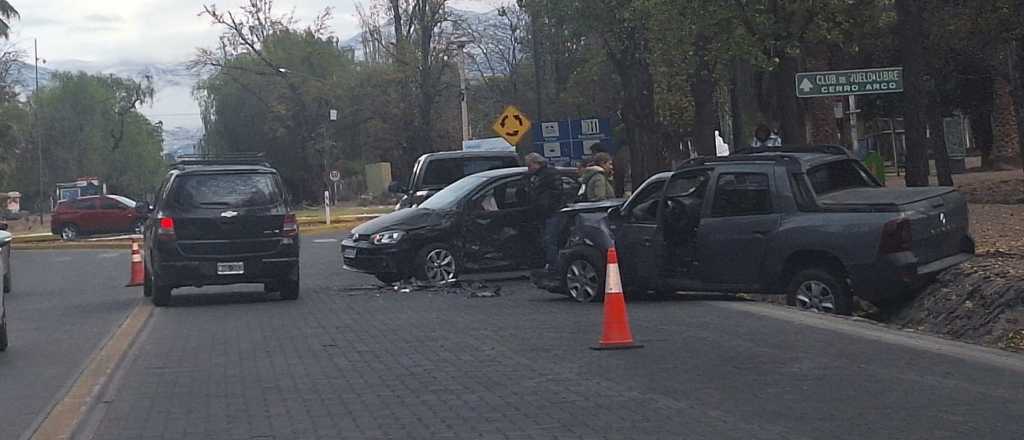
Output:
578 152 616 202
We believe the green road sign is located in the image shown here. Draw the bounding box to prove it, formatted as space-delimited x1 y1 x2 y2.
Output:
796 67 903 98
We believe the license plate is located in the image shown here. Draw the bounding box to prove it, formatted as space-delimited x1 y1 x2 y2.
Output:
217 262 245 275
343 248 357 258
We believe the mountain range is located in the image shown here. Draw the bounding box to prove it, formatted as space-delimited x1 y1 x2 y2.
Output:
10 59 202 157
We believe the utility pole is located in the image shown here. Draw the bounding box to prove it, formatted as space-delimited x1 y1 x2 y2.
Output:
455 41 470 143
34 39 44 220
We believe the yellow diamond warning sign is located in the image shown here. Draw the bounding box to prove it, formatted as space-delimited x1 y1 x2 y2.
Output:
492 105 532 146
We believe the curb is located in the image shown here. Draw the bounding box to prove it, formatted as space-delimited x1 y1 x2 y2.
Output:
24 300 154 440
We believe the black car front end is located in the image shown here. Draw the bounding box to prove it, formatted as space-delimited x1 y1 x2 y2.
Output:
341 231 417 278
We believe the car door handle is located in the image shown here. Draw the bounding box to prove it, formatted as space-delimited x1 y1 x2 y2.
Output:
642 238 653 246
753 230 771 236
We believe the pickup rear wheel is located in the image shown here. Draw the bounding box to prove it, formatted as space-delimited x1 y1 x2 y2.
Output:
786 268 852 315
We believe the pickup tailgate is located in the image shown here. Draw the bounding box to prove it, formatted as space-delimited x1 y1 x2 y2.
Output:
903 190 971 264
820 187 971 264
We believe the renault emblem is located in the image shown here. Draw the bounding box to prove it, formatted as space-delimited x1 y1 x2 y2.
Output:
221 211 239 218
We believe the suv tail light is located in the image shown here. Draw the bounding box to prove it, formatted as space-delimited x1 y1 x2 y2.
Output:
282 214 298 237
880 218 912 254
158 216 176 240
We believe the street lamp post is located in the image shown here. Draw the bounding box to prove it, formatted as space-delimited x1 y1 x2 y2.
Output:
449 39 473 144
33 39 45 218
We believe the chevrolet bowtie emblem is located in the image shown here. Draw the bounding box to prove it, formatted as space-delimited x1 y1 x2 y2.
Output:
221 211 239 218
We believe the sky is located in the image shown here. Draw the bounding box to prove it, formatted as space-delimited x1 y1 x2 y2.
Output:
6 1 495 133
9 0 494 64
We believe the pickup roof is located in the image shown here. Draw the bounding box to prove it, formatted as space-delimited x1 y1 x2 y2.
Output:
542 147 975 314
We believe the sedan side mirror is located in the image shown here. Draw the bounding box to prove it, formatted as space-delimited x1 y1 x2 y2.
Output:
135 203 153 215
387 181 407 194
607 207 621 218
0 223 7 231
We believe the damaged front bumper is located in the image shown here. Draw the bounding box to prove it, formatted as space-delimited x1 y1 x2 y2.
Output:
340 239 411 277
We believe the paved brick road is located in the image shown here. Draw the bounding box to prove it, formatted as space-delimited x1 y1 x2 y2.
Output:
86 236 1024 440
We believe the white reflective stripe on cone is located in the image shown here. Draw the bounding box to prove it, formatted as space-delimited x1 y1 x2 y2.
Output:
605 262 623 295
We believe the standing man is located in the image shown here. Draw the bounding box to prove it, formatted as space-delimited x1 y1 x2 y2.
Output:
525 153 565 272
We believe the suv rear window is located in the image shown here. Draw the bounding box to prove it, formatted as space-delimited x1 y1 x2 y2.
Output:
172 173 282 208
420 158 518 187
807 160 878 195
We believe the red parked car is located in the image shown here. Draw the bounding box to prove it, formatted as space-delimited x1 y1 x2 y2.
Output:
51 195 147 240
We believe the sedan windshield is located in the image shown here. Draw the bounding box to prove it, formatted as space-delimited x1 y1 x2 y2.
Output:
418 175 489 210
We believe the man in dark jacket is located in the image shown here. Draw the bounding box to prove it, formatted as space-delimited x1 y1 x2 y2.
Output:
525 153 565 271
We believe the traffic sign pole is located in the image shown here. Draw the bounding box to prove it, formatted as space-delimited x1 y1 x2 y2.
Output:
849 95 858 151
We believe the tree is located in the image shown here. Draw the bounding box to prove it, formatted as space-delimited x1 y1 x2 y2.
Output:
0 1 18 40
6 72 165 205
896 0 931 187
357 0 459 178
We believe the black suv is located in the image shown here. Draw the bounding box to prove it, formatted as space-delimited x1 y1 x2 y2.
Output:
139 154 300 306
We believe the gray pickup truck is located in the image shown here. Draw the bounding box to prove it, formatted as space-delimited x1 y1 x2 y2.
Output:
543 146 975 315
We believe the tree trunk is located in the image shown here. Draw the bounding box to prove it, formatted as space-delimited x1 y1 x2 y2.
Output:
974 107 995 169
777 55 805 145
526 2 544 122
730 59 758 151
1011 38 1024 175
992 76 1021 170
928 103 954 186
803 45 839 145
620 64 666 185
896 0 931 187
691 31 718 157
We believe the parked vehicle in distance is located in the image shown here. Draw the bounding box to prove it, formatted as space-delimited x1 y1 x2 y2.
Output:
344 167 580 284
0 222 11 350
389 151 520 210
542 146 975 315
51 195 147 240
139 154 300 307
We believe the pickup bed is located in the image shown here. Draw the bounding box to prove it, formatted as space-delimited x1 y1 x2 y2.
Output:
541 147 975 315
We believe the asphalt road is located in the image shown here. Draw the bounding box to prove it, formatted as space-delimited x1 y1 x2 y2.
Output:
0 249 137 440
5 234 1024 439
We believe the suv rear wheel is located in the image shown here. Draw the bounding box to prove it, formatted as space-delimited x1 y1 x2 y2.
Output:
150 272 172 307
279 268 300 300
0 318 7 352
786 268 853 315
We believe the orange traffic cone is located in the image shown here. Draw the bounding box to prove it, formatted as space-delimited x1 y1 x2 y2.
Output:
126 236 145 287
592 247 643 350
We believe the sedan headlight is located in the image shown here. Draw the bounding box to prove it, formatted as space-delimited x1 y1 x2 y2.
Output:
371 230 406 245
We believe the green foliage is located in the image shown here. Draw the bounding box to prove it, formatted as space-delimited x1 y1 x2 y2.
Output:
0 72 164 206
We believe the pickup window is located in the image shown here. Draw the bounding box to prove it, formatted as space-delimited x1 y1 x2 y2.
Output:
421 158 518 188
807 160 877 195
711 173 772 217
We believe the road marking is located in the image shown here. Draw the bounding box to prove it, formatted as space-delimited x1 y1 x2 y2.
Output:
714 302 1024 373
52 257 72 262
313 239 339 243
28 300 153 440
97 253 121 259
